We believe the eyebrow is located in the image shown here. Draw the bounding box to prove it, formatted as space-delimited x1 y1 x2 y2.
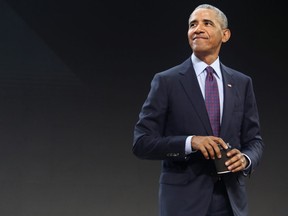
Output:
189 19 214 25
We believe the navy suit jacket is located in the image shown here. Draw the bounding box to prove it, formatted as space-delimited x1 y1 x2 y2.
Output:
133 58 264 216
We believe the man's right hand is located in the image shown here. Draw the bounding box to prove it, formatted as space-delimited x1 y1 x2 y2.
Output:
191 136 229 160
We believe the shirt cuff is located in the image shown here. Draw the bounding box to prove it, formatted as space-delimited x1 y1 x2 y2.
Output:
242 153 252 176
185 136 198 154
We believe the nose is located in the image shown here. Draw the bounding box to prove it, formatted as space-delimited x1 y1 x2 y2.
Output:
194 24 204 33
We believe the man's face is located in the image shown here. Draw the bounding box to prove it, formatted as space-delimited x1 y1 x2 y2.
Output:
187 8 230 57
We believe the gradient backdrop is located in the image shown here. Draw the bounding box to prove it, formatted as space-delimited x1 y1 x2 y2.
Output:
0 0 286 215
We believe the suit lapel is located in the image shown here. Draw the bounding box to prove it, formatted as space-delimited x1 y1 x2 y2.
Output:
177 59 237 138
178 59 212 135
220 65 235 140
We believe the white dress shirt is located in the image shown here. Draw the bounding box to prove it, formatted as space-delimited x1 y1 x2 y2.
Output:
185 54 223 154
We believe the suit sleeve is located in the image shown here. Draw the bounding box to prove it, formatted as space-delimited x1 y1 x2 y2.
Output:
240 77 264 175
132 73 188 161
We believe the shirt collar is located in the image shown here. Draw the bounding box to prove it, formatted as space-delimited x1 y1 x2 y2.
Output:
191 53 221 78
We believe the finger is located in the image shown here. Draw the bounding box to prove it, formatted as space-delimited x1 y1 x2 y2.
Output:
226 153 246 172
226 151 241 164
215 138 229 150
213 144 224 159
226 148 239 157
230 160 246 172
206 143 217 159
207 138 223 158
197 141 211 159
199 142 216 159
240 155 247 168
199 145 210 159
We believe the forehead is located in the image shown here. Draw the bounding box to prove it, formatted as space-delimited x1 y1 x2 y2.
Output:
189 8 217 22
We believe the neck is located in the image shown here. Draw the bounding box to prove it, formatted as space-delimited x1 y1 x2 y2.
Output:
193 53 219 65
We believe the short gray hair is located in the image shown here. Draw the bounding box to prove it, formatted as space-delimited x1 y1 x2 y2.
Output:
192 4 228 29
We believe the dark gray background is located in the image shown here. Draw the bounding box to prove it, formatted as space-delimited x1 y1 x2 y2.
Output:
0 0 286 215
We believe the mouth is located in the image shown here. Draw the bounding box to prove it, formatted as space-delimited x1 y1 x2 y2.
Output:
193 36 208 41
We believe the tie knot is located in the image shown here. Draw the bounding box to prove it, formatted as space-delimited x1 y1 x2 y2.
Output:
206 66 215 81
206 66 214 75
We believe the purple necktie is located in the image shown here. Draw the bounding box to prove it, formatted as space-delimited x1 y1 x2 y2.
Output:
205 66 220 137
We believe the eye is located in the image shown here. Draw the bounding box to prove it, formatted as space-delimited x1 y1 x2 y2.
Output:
189 22 196 28
204 20 213 26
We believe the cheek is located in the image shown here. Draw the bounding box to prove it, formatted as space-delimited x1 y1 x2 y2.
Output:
187 30 193 41
187 29 192 37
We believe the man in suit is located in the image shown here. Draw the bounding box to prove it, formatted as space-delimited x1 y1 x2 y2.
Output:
132 4 264 216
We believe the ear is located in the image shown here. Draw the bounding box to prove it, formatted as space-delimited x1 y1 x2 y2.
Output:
222 29 231 43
